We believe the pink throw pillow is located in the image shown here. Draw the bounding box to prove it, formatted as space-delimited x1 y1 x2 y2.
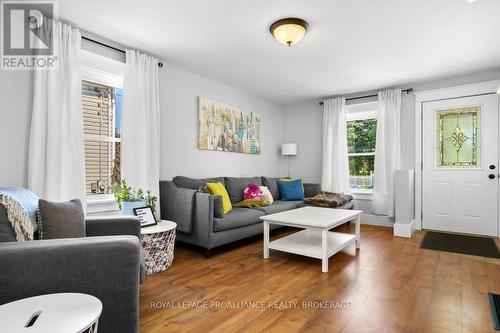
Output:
243 183 262 200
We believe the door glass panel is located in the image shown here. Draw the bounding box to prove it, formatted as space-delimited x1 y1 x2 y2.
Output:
435 106 481 168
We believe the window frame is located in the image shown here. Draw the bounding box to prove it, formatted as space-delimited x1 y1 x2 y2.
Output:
82 80 121 196
81 63 124 212
346 103 378 195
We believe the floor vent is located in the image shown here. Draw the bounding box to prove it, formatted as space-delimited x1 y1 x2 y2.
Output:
489 293 500 331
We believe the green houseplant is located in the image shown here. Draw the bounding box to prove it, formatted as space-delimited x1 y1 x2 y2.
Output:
113 179 158 216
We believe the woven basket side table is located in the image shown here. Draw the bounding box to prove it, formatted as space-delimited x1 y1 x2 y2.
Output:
140 220 177 275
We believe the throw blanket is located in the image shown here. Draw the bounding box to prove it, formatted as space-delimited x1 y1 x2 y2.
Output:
0 187 39 241
232 199 271 208
304 191 353 208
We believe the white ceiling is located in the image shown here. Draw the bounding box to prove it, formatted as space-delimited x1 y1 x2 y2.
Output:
59 0 500 104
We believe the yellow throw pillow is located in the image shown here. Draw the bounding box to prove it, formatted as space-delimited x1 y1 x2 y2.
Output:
206 182 232 214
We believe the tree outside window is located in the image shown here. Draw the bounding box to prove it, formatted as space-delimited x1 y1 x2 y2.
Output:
347 117 376 191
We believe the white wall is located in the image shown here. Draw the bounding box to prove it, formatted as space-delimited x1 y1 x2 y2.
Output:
159 65 284 180
281 100 323 182
0 62 284 188
281 96 412 223
0 70 33 187
0 42 120 188
282 93 417 184
282 70 500 221
1 48 498 196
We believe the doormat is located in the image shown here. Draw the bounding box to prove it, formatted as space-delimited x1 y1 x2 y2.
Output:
489 293 500 331
420 232 500 259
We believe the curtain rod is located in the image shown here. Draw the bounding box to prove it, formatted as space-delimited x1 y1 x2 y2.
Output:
81 36 164 68
318 88 413 106
28 15 164 68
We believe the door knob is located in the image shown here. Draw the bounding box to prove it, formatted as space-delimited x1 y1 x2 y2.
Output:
489 174 496 179
490 165 496 170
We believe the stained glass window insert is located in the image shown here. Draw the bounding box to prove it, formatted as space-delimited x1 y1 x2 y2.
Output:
435 106 481 168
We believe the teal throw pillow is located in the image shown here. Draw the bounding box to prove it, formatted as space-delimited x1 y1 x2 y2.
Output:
277 179 304 201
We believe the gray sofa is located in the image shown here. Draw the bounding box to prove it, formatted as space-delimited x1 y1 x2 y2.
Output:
0 203 145 333
160 176 353 257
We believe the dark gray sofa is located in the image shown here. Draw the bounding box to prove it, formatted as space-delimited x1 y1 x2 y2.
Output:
160 176 353 257
0 204 145 333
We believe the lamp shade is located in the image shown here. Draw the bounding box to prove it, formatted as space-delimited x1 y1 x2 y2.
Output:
281 143 297 156
270 18 308 46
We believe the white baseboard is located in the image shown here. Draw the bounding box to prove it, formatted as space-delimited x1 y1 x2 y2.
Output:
359 213 394 228
393 219 416 238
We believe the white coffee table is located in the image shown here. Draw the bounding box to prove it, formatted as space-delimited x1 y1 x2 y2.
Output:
261 206 362 273
0 293 102 333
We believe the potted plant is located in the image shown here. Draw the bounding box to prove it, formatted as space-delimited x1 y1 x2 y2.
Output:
113 179 158 216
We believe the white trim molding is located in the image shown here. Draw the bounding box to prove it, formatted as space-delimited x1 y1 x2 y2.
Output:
414 79 500 233
81 65 124 89
394 169 414 237
394 219 415 238
81 49 125 87
86 194 120 216
351 191 373 201
359 214 394 228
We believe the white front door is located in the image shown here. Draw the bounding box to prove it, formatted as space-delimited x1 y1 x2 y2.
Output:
422 94 499 236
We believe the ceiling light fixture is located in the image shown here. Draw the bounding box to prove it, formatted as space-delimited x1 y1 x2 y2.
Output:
270 18 308 47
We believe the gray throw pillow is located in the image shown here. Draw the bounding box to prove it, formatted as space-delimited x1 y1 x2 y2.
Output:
38 199 85 239
201 177 225 186
173 176 205 189
261 177 281 200
0 204 16 242
224 177 262 204
173 176 224 190
212 196 224 218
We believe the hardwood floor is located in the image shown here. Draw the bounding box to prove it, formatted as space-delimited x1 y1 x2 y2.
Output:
140 225 500 333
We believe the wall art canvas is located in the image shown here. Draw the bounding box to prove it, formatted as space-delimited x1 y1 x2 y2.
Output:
198 97 261 154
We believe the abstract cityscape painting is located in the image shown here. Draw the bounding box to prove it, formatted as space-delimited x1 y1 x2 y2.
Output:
198 97 261 154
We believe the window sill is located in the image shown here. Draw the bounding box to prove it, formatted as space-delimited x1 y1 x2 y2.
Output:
86 194 119 215
351 190 373 201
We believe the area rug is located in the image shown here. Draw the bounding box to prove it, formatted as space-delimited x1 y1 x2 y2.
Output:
489 293 500 331
420 232 500 259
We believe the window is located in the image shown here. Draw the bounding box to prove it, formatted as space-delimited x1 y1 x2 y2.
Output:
346 104 377 192
82 80 123 195
435 106 481 168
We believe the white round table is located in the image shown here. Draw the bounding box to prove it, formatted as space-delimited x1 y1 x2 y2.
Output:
141 220 177 275
0 293 102 333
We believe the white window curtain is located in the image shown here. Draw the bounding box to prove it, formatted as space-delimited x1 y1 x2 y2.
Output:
28 20 86 203
321 97 351 194
121 50 161 215
372 89 402 217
